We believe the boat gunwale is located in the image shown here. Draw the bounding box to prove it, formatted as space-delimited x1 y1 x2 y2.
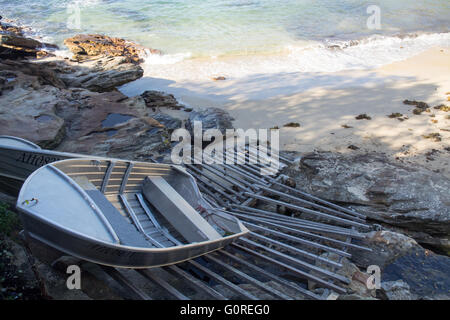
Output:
0 143 119 165
0 135 42 150
24 230 226 269
17 204 248 253
0 144 183 184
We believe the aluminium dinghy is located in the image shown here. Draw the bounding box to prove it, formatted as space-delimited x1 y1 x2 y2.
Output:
16 158 248 268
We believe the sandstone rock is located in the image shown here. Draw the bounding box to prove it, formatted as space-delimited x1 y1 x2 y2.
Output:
352 231 418 268
283 152 450 252
0 69 17 92
6 54 144 92
36 50 56 59
0 60 145 151
58 116 171 161
152 113 182 131
0 21 57 51
0 22 24 36
313 252 376 299
313 230 450 300
0 41 38 59
0 45 33 59
51 89 173 160
121 95 149 117
34 261 91 300
0 56 170 159
0 30 147 93
0 59 66 88
379 280 415 300
0 70 66 149
0 33 42 49
57 55 143 92
55 90 140 140
0 29 52 59
186 107 234 136
141 90 185 110
349 231 450 300
64 34 148 64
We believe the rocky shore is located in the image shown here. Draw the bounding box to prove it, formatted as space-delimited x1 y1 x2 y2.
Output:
0 20 232 160
0 19 449 300
283 153 450 300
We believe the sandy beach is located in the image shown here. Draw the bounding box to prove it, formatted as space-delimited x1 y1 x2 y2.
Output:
120 47 450 178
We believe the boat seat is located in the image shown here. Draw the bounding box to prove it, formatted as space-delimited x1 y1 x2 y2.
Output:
142 176 221 243
73 176 150 247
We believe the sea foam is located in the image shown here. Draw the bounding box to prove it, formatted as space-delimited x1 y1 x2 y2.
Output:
140 32 450 81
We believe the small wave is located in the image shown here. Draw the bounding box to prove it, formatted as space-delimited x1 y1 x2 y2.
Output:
143 51 192 65
0 16 56 46
52 48 73 58
323 32 442 50
64 0 103 7
224 1 261 8
137 32 450 81
285 32 450 72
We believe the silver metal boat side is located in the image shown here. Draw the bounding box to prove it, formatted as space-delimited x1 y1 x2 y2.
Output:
16 158 248 268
